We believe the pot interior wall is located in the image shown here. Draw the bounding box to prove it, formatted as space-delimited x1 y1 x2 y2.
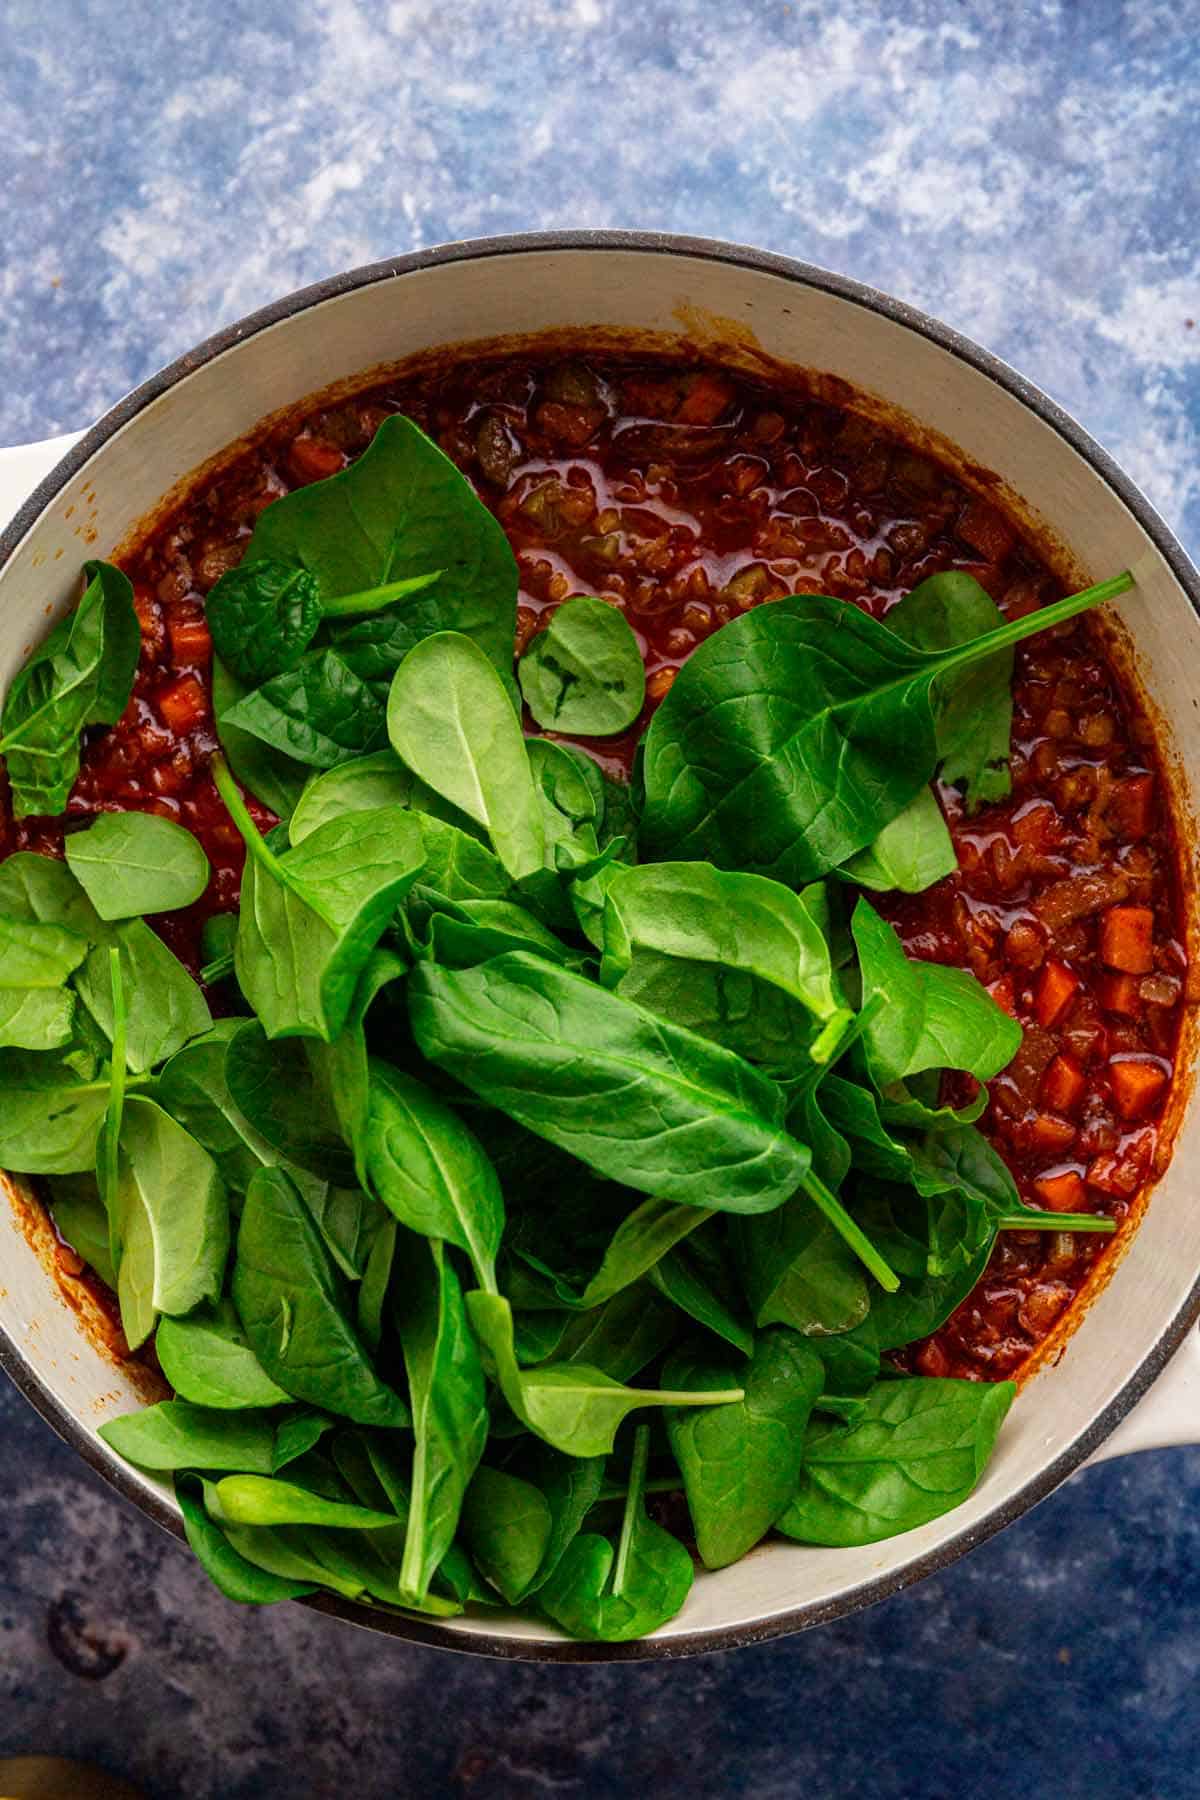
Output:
2 243 1198 1648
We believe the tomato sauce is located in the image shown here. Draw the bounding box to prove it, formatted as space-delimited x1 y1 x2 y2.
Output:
1 351 1187 1382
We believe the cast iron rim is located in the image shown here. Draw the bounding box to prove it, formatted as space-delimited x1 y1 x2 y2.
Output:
3 228 1199 1663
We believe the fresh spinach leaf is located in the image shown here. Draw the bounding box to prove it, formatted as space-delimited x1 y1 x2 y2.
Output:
99 1400 279 1473
217 1522 367 1601
409 952 809 1215
176 1473 315 1604
44 1171 117 1288
207 560 441 688
224 1019 357 1185
215 759 424 1040
840 787 956 894
505 1443 606 1598
0 561 139 818
108 1096 229 1351
75 918 212 1075
204 1474 399 1531
615 949 815 1068
212 654 308 819
537 1423 693 1642
288 750 414 845
777 1376 1015 1546
0 1050 116 1173
0 914 88 985
0 987 76 1051
156 1020 279 1193
155 1299 292 1411
887 572 1012 811
356 1217 397 1354
518 597 646 736
64 811 211 919
460 1466 553 1604
222 648 387 769
466 1290 742 1458
664 1330 824 1568
232 1166 409 1428
421 898 581 970
648 1240 754 1356
395 1237 489 1602
387 633 544 881
852 900 1021 1086
363 1062 504 1291
526 739 607 875
734 1197 870 1336
601 863 843 1022
554 1284 679 1382
640 576 1129 882
243 414 517 675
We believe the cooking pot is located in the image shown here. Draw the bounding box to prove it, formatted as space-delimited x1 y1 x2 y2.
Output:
1 232 1198 1660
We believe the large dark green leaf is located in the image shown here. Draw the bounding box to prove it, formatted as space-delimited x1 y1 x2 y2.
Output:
409 953 809 1214
0 561 139 818
640 579 1126 882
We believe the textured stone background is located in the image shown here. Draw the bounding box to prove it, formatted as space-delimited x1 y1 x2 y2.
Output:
1 1 1199 1795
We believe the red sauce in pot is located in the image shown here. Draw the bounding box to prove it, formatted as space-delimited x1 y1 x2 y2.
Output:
2 351 1187 1382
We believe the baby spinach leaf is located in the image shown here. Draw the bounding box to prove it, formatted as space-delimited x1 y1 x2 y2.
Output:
296 1181 389 1283
243 415 517 675
615 949 815 1068
505 1443 606 1599
460 1467 553 1604
207 559 441 688
0 987 75 1051
734 1197 870 1336
108 1096 230 1350
363 1062 504 1291
467 1290 741 1458
565 1197 706 1310
212 654 308 820
887 572 1011 811
288 750 414 845
396 1237 489 1602
555 1285 678 1382
421 898 581 970
518 597 646 736
0 561 139 818
538 1424 693 1642
204 1473 399 1531
0 1049 116 1173
852 900 1021 1086
601 863 843 1022
225 1020 357 1185
648 1241 754 1356
222 648 387 769
0 849 100 936
216 759 424 1040
664 1330 824 1568
387 633 544 882
232 1166 409 1428
64 811 211 920
309 948 407 1186
640 576 1129 882
839 787 956 894
44 1171 117 1288
356 1218 397 1354
156 1020 279 1193
777 1376 1015 1546
176 1474 315 1604
409 953 810 1215
0 914 88 985
155 1299 292 1411
218 1522 367 1601
99 1401 279 1473
75 918 212 1074
526 739 607 874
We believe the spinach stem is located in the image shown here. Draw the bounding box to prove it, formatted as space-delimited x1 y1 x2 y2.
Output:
801 1169 901 1292
943 571 1134 668
211 753 283 877
611 1422 650 1598
999 1211 1116 1235
101 946 127 1210
320 570 442 617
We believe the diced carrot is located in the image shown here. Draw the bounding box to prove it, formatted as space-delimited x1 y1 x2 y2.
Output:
677 373 735 425
1096 971 1141 1015
1109 1057 1168 1120
1041 1053 1087 1115
1027 1113 1078 1153
987 973 1017 1016
1108 772 1154 839
1034 1170 1088 1212
1100 904 1155 975
286 435 344 485
156 672 208 733
167 613 212 666
1012 801 1062 852
957 497 1016 562
1035 960 1080 1028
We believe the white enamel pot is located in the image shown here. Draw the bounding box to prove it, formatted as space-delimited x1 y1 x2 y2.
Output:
1 233 1198 1661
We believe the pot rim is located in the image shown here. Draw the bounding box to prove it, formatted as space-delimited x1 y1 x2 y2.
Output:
3 227 1200 1663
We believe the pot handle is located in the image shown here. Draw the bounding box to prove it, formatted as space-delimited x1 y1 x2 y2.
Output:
2 434 1196 1461
0 432 86 527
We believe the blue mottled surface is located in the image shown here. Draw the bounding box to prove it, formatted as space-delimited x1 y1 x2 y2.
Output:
2 2 1200 1795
